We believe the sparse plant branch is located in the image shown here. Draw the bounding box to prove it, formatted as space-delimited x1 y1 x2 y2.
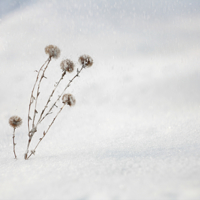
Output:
12 128 17 159
27 57 50 134
9 45 93 160
27 104 66 159
25 57 52 159
32 57 52 128
36 71 66 126
39 65 84 124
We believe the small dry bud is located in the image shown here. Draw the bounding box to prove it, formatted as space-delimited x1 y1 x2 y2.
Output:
45 45 60 59
78 55 93 67
9 116 22 129
62 94 76 106
60 59 75 73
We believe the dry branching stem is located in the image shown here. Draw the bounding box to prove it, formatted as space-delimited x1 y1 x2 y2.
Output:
39 65 84 124
23 50 93 160
12 128 17 159
27 57 50 134
27 104 65 159
36 71 66 126
26 65 85 159
25 57 51 159
32 57 52 127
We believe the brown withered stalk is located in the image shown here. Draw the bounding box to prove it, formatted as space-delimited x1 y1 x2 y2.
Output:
32 57 52 127
25 67 66 159
12 128 17 159
25 57 52 159
23 48 93 160
27 104 66 159
39 65 84 124
27 58 50 134
26 66 83 159
36 70 66 126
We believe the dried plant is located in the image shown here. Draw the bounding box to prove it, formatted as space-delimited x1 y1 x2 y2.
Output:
25 45 61 159
60 59 75 73
19 45 94 160
9 45 93 160
45 45 61 59
9 116 22 159
62 94 76 106
78 54 93 67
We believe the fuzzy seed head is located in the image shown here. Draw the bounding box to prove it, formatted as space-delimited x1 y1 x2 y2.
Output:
45 45 60 59
62 94 76 106
78 55 93 67
60 59 75 73
9 116 22 129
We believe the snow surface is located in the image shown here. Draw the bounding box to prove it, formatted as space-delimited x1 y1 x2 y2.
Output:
0 0 200 200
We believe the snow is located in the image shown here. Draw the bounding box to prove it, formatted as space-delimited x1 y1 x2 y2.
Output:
0 0 200 200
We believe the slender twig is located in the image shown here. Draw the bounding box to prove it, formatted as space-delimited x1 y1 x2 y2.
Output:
28 57 50 134
32 57 52 128
39 65 85 124
12 128 17 159
27 65 84 159
36 71 66 126
27 104 66 159
25 57 51 159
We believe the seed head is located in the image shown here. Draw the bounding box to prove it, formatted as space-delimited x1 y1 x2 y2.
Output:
9 116 22 129
45 45 60 59
78 55 93 67
62 94 76 106
60 59 75 73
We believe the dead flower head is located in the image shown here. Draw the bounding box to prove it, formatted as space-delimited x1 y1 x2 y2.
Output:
78 55 93 67
60 59 75 73
45 45 60 59
62 94 76 106
9 116 22 129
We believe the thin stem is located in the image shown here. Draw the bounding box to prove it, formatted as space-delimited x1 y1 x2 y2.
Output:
39 65 84 124
25 57 51 159
24 134 32 160
12 128 17 159
32 57 52 128
36 71 66 126
27 104 66 159
26 64 86 160
28 57 49 134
